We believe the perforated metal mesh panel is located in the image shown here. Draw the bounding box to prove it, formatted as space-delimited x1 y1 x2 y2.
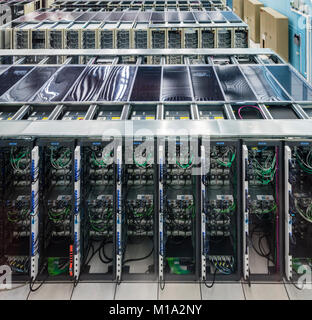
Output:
235 30 248 49
32 31 45 49
15 30 28 49
134 30 148 49
66 31 79 49
201 30 214 48
49 30 63 49
117 30 130 49
83 31 96 49
218 29 231 48
100 31 114 49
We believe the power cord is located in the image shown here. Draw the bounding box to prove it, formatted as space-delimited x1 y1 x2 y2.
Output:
204 268 217 289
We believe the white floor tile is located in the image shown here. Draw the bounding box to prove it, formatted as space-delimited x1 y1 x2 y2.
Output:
0 283 30 300
159 283 201 300
123 239 154 274
242 283 289 300
86 242 113 274
71 282 115 300
201 283 245 300
115 283 157 300
27 283 73 300
285 283 312 300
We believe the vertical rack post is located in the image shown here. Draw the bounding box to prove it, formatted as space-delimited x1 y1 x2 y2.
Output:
158 144 164 284
285 145 292 280
116 144 122 282
200 144 206 281
30 145 39 280
74 145 81 279
242 144 249 280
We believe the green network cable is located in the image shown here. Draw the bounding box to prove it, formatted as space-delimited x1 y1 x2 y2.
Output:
91 150 112 168
133 206 154 217
10 148 30 172
216 152 236 168
48 206 71 223
50 147 71 169
176 154 194 169
167 257 190 275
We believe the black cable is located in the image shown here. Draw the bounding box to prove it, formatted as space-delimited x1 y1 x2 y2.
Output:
98 242 113 264
102 241 113 261
290 277 304 290
204 267 217 289
159 277 165 291
123 247 154 265
29 263 49 292
290 268 306 290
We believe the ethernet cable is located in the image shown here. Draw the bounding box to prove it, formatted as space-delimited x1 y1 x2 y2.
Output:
10 147 30 173
294 199 312 223
50 147 71 170
295 148 312 174
91 150 112 168
176 154 194 169
48 206 71 223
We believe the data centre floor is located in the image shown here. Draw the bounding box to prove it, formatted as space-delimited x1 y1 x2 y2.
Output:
0 280 311 300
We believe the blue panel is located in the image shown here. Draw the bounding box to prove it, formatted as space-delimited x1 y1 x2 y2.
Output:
0 67 58 102
98 66 136 102
208 11 226 23
33 66 85 102
240 65 290 101
258 0 312 78
215 65 257 101
221 11 242 23
267 65 312 101
65 66 110 102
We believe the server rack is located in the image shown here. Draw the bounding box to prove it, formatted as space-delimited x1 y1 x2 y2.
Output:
36 138 83 282
242 140 283 282
0 10 249 52
50 0 228 11
284 140 312 285
121 135 158 280
0 49 311 285
159 135 200 283
79 136 119 281
0 138 39 282
201 139 242 282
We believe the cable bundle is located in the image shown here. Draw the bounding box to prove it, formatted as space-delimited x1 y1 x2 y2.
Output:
250 150 276 184
50 147 71 170
10 147 30 173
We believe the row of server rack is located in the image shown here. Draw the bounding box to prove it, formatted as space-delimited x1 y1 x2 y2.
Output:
0 49 311 285
0 10 249 52
0 0 54 23
50 0 228 11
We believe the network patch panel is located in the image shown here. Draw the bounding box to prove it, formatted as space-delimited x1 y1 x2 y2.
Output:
0 10 249 51
50 0 228 11
0 49 312 284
